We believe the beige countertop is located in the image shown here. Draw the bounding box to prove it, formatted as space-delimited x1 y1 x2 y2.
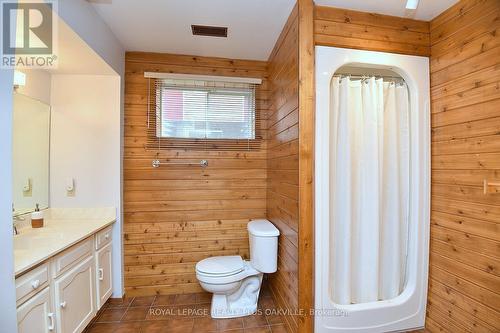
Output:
14 208 116 276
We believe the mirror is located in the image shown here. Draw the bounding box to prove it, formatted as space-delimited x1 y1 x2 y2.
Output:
12 93 50 216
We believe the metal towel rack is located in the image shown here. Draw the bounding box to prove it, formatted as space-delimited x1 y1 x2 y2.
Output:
152 159 208 168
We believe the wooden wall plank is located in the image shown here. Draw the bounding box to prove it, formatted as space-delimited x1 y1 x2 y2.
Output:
314 6 430 56
428 0 500 331
267 4 300 333
124 52 268 296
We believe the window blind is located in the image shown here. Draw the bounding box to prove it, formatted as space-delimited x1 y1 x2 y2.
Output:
146 76 262 151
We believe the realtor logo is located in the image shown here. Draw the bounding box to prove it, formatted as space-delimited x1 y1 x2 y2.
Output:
1 0 58 68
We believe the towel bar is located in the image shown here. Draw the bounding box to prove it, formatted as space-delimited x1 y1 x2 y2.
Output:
483 179 500 194
152 159 208 168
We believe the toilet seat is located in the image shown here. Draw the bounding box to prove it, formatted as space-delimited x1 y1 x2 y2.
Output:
196 255 245 276
196 259 259 285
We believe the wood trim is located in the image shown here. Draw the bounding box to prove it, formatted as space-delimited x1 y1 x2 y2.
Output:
298 0 315 332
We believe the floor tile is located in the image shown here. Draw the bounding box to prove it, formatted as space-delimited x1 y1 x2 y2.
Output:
152 294 176 306
122 306 150 321
96 307 128 322
84 292 281 332
113 322 142 333
106 297 134 309
140 320 171 333
243 313 269 329
130 296 155 307
174 293 197 305
86 323 120 333
244 327 272 333
217 317 244 331
194 292 212 304
260 285 272 297
165 318 195 332
258 296 275 310
192 316 218 332
269 324 288 333
85 322 142 333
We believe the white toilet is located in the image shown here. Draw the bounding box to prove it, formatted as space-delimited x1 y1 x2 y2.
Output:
195 219 280 318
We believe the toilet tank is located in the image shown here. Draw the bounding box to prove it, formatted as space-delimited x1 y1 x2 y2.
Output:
247 219 280 273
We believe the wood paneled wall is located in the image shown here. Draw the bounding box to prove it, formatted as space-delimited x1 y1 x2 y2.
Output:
266 5 300 333
123 52 269 297
123 2 500 332
427 0 500 332
314 6 430 56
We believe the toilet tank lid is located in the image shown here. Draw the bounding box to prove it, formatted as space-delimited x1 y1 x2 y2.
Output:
248 219 280 237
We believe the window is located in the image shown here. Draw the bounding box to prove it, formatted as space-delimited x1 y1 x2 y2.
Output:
156 79 256 140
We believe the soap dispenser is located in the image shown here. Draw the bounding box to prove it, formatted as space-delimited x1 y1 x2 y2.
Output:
31 204 44 228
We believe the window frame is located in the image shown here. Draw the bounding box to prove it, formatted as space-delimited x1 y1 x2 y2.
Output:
146 77 263 151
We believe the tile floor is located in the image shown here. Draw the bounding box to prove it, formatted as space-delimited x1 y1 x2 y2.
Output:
84 288 287 333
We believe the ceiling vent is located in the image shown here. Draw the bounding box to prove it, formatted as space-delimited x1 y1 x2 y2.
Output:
191 25 228 38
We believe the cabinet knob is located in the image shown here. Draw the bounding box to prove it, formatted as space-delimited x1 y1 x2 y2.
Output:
60 301 67 308
98 268 104 281
31 279 40 289
104 233 110 240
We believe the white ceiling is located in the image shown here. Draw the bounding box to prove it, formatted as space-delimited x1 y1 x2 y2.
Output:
91 0 296 61
91 0 458 61
314 0 459 21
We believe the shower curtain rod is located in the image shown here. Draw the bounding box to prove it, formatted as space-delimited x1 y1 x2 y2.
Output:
333 74 405 82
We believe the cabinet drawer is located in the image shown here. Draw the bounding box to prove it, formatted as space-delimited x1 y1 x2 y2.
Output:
95 226 112 250
54 238 93 276
16 263 49 304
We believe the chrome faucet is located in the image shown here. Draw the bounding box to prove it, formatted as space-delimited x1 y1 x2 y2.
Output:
13 215 24 235
12 204 23 235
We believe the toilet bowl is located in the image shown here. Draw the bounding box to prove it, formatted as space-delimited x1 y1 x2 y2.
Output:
195 219 280 318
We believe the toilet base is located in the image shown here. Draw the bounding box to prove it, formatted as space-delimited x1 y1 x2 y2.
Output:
211 294 258 318
210 273 263 318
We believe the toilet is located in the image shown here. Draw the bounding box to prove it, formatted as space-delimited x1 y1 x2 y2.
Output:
195 219 280 318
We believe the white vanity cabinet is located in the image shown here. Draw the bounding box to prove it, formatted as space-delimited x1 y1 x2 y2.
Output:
54 256 96 333
96 242 113 308
15 225 114 333
17 287 55 333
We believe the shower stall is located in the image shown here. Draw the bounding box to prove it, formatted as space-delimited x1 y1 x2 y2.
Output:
315 46 430 332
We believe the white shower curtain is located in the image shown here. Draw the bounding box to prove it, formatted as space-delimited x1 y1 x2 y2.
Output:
330 76 410 305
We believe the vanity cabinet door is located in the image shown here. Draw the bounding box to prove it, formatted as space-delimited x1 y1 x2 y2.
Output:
95 242 113 309
54 256 96 333
17 287 55 333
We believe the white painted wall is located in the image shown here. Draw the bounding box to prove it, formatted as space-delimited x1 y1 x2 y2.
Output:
0 69 18 333
50 74 123 296
49 0 125 298
56 0 124 76
15 69 51 104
